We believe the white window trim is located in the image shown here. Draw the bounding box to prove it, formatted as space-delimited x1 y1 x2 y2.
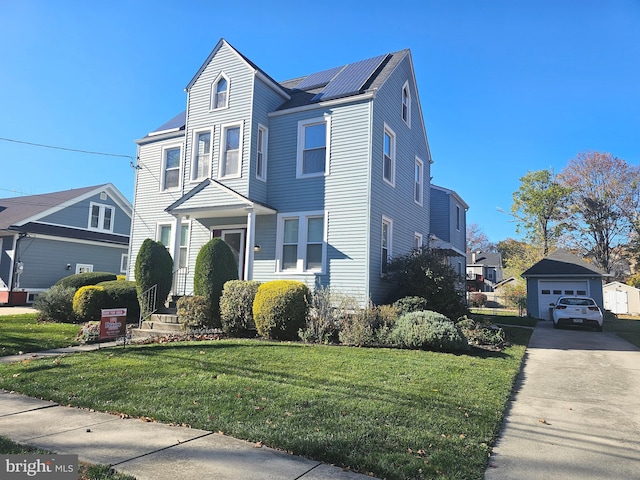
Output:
256 124 268 182
160 143 182 192
120 253 128 274
383 123 396 187
218 122 243 179
402 80 412 128
414 156 424 206
381 215 393 276
296 115 331 179
157 223 173 250
87 202 115 233
456 205 461 231
210 72 230 111
191 128 213 182
275 210 327 274
414 232 423 250
75 263 93 274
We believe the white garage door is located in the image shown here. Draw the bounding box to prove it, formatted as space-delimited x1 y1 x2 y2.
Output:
538 281 589 320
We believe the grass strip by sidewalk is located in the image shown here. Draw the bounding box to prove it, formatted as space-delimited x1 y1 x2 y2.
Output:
0 436 135 480
0 327 530 480
0 314 80 356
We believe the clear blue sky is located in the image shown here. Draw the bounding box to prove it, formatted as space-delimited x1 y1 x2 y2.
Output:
1 0 638 243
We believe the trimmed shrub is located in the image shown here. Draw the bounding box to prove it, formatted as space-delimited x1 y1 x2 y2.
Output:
391 310 468 352
253 280 309 340
194 238 239 327
34 284 76 323
98 280 140 322
220 280 260 336
135 238 174 314
55 272 117 290
393 296 428 315
73 285 109 322
177 296 210 329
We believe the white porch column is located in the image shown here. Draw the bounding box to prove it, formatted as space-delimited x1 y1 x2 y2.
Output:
170 214 183 292
244 208 256 280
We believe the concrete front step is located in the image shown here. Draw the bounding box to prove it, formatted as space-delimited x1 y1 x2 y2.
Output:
132 317 185 338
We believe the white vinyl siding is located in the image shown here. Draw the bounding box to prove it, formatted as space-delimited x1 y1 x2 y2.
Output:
297 116 331 178
383 124 395 186
88 202 115 233
276 211 326 274
192 130 212 181
161 145 181 191
256 124 268 181
219 123 242 179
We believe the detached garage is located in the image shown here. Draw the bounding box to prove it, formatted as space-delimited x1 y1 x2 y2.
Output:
522 249 607 320
603 282 640 315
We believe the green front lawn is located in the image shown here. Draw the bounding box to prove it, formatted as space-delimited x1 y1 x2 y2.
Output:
0 314 80 356
605 315 640 348
0 326 531 480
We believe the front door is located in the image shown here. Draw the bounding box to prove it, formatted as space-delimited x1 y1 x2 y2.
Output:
221 229 245 279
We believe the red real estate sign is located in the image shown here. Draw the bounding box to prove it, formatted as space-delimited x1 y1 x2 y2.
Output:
100 308 127 340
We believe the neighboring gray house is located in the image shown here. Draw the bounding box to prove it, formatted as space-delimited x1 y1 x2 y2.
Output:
0 184 132 305
429 185 468 282
466 251 504 292
522 249 607 320
603 281 640 315
129 39 465 305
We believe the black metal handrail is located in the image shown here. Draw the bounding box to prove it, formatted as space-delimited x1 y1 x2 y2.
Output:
138 284 157 328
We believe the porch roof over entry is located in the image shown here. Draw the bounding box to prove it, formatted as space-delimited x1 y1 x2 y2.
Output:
165 179 277 218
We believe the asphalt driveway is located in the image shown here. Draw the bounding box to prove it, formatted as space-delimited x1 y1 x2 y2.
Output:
485 320 640 479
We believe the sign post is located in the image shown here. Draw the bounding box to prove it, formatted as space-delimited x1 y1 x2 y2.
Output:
100 308 127 346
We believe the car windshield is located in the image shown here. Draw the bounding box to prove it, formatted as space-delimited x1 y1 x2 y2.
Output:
559 298 595 306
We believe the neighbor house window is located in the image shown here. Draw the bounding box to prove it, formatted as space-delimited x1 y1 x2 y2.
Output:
456 205 461 230
381 216 392 275
414 157 424 205
402 81 411 127
256 124 268 181
383 124 395 186
76 264 93 274
162 145 181 190
211 74 229 109
276 211 326 273
414 232 423 250
297 116 330 178
219 124 241 178
88 202 115 233
192 130 211 180
120 254 128 274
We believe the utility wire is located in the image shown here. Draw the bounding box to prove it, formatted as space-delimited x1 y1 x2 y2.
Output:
0 136 134 160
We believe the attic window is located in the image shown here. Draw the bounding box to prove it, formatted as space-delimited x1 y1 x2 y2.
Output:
211 74 229 110
88 202 114 233
401 81 411 127
100 192 107 201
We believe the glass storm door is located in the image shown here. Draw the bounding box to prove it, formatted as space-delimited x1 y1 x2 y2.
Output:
221 229 245 279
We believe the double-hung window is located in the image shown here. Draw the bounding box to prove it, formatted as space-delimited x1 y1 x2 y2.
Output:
192 131 211 181
381 216 392 275
220 124 241 178
414 232 423 251
383 124 395 186
277 211 326 273
88 202 115 232
414 157 424 205
256 124 268 181
402 81 411 127
297 116 330 178
157 223 189 268
162 145 181 190
211 74 229 110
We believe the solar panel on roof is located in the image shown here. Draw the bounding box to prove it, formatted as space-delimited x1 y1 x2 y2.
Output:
312 54 389 102
294 65 345 90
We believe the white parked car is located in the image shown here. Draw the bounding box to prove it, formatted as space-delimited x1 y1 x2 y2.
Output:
551 296 603 331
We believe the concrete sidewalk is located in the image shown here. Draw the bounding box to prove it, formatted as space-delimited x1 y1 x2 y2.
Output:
0 389 370 480
485 320 640 479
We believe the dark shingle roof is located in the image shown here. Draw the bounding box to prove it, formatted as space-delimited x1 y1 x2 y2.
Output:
522 249 606 277
149 111 186 134
467 251 502 266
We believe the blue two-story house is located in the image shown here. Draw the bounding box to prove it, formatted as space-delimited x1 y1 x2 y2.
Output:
129 39 466 305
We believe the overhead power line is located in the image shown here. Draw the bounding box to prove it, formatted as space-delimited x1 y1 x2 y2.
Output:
0 136 134 160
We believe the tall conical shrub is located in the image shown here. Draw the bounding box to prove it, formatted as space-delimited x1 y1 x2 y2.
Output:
134 238 174 313
193 238 238 327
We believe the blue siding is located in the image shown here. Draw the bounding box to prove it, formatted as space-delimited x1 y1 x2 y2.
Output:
430 188 450 241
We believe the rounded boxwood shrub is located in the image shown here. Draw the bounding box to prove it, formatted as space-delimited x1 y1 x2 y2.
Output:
176 295 210 329
98 280 140 322
393 296 429 315
193 238 238 327
253 280 309 340
34 284 76 323
391 310 468 352
220 280 261 336
73 285 109 322
135 238 174 313
55 272 117 290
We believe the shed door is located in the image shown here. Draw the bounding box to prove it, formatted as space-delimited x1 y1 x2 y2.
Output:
538 281 589 320
605 290 628 314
